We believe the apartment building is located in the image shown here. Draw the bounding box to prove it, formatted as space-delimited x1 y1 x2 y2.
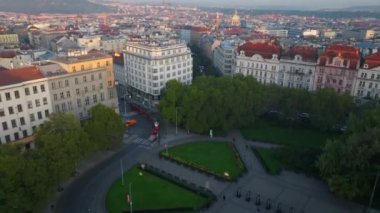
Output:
51 53 119 116
0 66 51 146
280 46 317 90
353 52 380 99
314 45 360 94
234 41 281 85
213 40 237 75
124 40 193 105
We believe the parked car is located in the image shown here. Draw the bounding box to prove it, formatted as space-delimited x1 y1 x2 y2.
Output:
125 119 137 128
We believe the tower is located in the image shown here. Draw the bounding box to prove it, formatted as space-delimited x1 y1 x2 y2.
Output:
231 9 241 27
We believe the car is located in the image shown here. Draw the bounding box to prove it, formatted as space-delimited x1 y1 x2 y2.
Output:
125 119 137 128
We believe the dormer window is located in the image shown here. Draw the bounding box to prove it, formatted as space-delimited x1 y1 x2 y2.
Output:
240 51 245 56
334 61 341 66
272 54 278 60
364 64 369 69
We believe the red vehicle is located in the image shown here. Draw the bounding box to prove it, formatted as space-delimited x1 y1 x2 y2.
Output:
125 119 137 128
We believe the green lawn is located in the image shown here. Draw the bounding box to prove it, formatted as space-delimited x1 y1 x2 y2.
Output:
252 148 282 175
241 120 335 147
163 141 245 180
106 166 209 213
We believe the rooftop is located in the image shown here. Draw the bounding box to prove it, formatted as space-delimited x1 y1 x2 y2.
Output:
237 41 281 59
283 45 318 62
318 45 360 70
52 52 112 64
364 52 380 69
0 66 44 87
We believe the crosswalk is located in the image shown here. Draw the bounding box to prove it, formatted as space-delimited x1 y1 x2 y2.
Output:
123 134 157 149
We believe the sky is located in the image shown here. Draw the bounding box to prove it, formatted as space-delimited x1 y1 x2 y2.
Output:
122 0 380 10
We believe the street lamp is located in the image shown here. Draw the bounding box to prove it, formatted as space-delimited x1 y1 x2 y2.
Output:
128 171 143 213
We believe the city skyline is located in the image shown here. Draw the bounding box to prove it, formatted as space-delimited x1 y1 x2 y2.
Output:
121 0 380 10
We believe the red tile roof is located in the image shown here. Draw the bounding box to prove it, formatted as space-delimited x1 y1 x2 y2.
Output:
224 27 244 35
364 52 380 69
318 45 360 70
237 41 281 59
191 26 209 32
285 45 318 62
0 66 44 87
0 51 16 59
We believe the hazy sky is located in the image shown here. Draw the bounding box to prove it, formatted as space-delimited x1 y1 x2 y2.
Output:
123 0 380 9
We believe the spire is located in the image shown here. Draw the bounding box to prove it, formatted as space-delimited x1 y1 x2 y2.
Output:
234 9 238 16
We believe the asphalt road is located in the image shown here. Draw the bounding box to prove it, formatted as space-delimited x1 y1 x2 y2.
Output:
55 112 153 213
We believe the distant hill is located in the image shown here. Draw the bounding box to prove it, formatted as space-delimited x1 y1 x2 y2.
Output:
0 0 114 14
341 5 380 12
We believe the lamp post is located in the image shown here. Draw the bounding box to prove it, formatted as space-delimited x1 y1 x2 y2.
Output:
175 107 178 135
368 171 379 213
128 171 143 213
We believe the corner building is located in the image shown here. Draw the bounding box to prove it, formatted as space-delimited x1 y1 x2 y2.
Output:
124 40 193 105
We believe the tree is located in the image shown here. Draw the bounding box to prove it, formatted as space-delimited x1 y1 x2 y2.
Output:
35 113 89 188
318 130 380 199
0 145 51 212
84 104 124 150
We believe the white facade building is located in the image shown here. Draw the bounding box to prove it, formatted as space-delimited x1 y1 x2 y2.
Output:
76 36 102 51
353 52 380 100
279 46 318 90
124 40 193 105
0 67 52 146
234 41 281 85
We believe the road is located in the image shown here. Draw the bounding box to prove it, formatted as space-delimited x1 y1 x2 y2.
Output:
55 111 153 213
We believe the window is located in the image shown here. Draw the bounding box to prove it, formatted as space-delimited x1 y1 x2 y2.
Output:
17 104 23 112
51 82 56 89
14 132 19 140
97 62 100 68
65 80 69 86
98 73 102 79
5 135 10 143
40 84 45 92
22 130 28 138
37 112 42 120
108 81 112 86
11 119 17 128
27 101 33 109
72 66 76 72
14 90 20 99
2 122 8 131
100 83 103 89
77 99 82 108
43 97 48 105
75 78 79 84
45 110 49 117
33 86 38 94
85 87 88 93
83 76 87 82
100 93 105 101
85 97 90 105
93 94 98 103
25 88 30 96
92 85 95 91
30 114 35 122
54 94 58 101
0 94 2 102
81 65 84 71
20 117 25 126
106 61 110 66
8 107 14 115
91 74 94 81
66 91 71 98
35 99 40 107
0 108 4 117
5 92 11 101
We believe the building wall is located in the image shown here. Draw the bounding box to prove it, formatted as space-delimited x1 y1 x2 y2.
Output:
124 42 193 104
0 79 52 144
0 34 19 45
353 66 380 99
314 66 357 94
48 68 118 119
0 54 33 69
213 46 234 75
234 53 281 85
280 56 316 91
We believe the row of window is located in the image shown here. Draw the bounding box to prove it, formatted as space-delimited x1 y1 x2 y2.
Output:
0 85 45 102
71 61 110 72
1 110 49 132
357 81 379 89
126 48 189 59
51 73 103 90
360 72 380 80
0 130 29 144
54 93 106 112
52 83 105 101
0 98 48 117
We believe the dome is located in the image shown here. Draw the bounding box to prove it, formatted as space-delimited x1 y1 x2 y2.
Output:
231 9 241 27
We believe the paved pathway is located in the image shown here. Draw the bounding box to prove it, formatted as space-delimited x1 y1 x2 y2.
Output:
51 122 378 213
